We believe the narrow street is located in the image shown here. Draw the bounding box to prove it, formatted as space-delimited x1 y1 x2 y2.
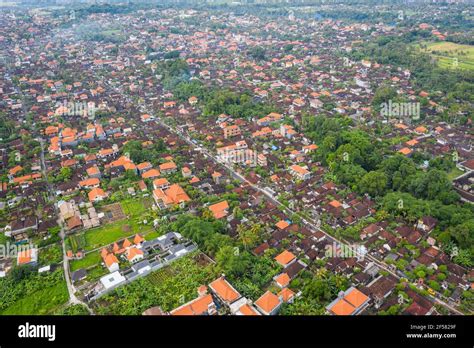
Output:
38 138 93 314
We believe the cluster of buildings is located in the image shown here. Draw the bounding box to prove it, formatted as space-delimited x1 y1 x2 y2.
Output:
90 232 197 298
0 6 471 315
150 274 296 316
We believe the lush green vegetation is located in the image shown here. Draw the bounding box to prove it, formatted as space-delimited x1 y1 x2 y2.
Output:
2 281 68 315
0 112 17 143
68 198 152 252
168 214 280 299
156 58 190 91
121 139 166 164
56 304 90 315
172 80 207 102
171 214 230 256
248 46 267 61
121 197 151 217
38 244 63 266
70 251 101 272
86 29 126 44
281 268 349 315
0 267 68 314
169 75 277 120
81 221 151 251
202 89 277 120
421 41 474 71
302 114 474 266
68 233 87 253
350 32 474 117
94 254 217 314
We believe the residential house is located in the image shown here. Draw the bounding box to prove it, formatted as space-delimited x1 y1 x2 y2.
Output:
101 249 119 273
289 164 311 181
223 125 241 139
170 287 217 316
153 184 191 209
254 291 282 315
209 276 242 306
159 162 177 175
17 248 38 266
274 250 296 268
208 200 229 219
326 287 370 315
127 247 144 263
88 187 108 203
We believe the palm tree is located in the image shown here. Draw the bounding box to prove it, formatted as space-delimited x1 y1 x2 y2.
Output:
237 223 262 250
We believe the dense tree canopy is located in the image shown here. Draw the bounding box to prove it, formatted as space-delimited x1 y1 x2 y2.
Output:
121 139 166 164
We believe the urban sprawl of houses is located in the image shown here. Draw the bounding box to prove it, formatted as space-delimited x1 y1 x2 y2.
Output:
0 2 472 316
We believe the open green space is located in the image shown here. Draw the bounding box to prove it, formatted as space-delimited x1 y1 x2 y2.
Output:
85 265 109 282
1 281 68 315
83 222 142 251
38 244 63 266
420 41 474 71
144 230 160 240
69 233 86 253
66 197 153 252
121 197 151 217
447 167 464 181
70 251 101 272
0 269 68 315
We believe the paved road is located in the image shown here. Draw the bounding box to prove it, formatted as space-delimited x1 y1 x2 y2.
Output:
149 108 464 315
39 139 93 314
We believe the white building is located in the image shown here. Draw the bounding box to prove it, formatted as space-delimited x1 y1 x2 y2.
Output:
100 271 126 290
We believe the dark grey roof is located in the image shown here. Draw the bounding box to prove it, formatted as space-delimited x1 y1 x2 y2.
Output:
142 232 180 250
126 271 139 280
185 244 197 253
169 244 186 255
71 268 87 282
132 260 151 272
149 260 161 268
163 253 176 262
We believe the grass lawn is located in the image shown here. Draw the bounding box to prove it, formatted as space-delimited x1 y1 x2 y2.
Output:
420 41 474 71
83 221 152 251
144 230 160 240
70 251 101 271
85 265 108 282
0 281 69 315
121 198 150 217
447 167 464 181
70 197 154 252
69 233 86 253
